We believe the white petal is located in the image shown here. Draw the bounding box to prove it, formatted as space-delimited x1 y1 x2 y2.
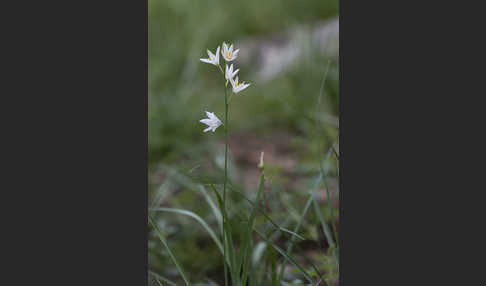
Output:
203 126 212 132
200 58 212 63
233 49 240 56
200 119 212 125
238 83 250 93
213 48 219 63
207 49 215 59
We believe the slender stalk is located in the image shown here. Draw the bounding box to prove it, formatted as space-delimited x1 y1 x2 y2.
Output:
223 75 229 286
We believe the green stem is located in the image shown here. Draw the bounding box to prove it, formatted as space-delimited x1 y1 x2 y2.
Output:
223 78 229 286
218 63 224 75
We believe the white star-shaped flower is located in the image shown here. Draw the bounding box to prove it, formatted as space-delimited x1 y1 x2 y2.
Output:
229 76 250 94
225 64 239 82
221 42 239 62
200 46 221 66
200 111 222 132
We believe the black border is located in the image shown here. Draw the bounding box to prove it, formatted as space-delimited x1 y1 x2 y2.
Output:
4 0 149 284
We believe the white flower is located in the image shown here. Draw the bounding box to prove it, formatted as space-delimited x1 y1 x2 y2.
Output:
200 46 221 66
200 111 222 132
229 76 250 94
225 64 239 82
221 42 239 62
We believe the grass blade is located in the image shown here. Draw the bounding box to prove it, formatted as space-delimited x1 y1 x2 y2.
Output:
254 229 315 285
241 171 265 286
229 187 306 242
274 59 336 283
278 227 305 241
149 207 224 257
314 60 339 266
154 277 164 286
159 166 223 227
208 183 237 285
148 216 192 286
276 172 322 284
312 199 335 247
198 185 223 227
149 270 177 286
267 244 277 286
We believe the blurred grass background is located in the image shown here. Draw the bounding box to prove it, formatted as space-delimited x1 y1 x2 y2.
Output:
149 0 339 285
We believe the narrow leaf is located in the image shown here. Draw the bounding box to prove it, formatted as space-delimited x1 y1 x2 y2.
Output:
148 216 192 286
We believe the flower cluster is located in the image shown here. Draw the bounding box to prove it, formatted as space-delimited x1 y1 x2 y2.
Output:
199 41 250 133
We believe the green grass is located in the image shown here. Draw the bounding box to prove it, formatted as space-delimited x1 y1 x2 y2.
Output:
148 0 339 163
148 0 339 285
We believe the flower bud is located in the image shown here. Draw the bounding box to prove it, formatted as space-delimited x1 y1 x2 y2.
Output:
258 151 265 170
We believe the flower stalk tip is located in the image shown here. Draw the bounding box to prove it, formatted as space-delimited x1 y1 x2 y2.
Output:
258 151 265 170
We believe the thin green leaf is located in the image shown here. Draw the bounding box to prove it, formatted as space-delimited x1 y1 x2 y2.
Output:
241 171 265 286
277 173 322 284
312 199 335 247
151 169 175 207
314 61 339 265
315 60 332 177
224 217 238 285
209 184 237 285
278 227 305 241
148 216 192 286
149 207 224 257
159 167 222 228
276 66 338 281
267 244 277 286
149 270 177 286
208 184 225 224
198 185 223 227
230 188 306 242
254 229 315 285
155 277 164 286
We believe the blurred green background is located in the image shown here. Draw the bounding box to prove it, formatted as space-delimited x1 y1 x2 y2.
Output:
149 0 339 284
